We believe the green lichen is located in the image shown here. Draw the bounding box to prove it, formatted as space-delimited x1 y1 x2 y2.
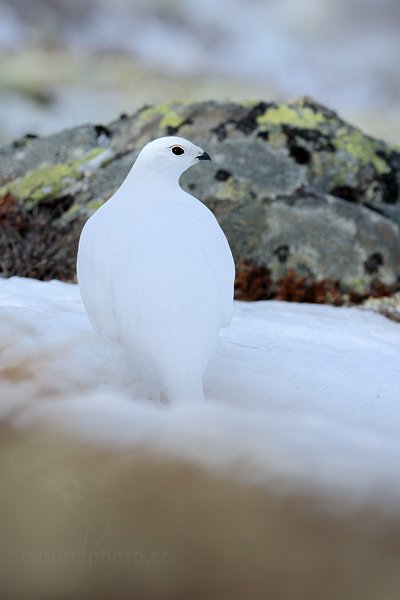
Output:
257 105 326 129
333 129 391 174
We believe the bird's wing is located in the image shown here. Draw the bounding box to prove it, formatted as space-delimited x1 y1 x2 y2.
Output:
179 194 235 327
77 204 123 341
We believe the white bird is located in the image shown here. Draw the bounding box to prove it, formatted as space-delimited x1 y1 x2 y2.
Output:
77 136 235 403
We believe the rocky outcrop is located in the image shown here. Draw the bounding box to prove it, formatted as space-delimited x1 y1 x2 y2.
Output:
0 97 399 301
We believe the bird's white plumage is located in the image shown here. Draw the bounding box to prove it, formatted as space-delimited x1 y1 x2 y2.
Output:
77 136 234 403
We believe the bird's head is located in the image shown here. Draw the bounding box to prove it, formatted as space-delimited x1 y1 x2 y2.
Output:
133 136 211 180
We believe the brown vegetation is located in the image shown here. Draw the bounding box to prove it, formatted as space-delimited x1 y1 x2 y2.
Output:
235 259 400 305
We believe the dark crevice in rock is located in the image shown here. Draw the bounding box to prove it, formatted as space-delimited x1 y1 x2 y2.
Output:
257 131 270 141
330 189 391 220
211 102 275 141
215 169 231 182
282 125 335 153
36 194 76 218
234 102 269 134
12 133 39 149
273 245 290 263
376 172 399 204
363 202 389 218
211 123 228 142
94 125 112 139
377 149 400 172
289 145 311 165
330 186 360 203
364 252 384 274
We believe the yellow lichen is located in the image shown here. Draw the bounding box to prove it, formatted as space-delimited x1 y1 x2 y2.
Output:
333 130 391 174
257 105 326 129
346 277 370 294
0 148 109 206
269 261 288 281
81 147 107 161
215 178 252 202
86 198 105 213
160 111 184 130
0 162 81 204
240 99 260 108
139 104 184 131
139 104 171 121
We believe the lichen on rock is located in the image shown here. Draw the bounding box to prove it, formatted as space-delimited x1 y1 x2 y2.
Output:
0 162 82 207
256 103 326 130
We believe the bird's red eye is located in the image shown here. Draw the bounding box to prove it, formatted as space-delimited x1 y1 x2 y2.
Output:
171 145 184 156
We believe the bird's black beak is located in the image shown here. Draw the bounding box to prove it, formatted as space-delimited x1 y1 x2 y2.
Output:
197 151 211 161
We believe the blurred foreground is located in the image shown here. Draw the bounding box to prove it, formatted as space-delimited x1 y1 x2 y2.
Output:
1 275 400 598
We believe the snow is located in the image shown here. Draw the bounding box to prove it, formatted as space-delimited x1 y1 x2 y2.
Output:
1 276 400 513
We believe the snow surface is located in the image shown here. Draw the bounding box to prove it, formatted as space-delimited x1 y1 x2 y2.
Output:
1 276 399 513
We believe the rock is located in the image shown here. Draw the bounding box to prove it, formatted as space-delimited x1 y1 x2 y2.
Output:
0 97 399 300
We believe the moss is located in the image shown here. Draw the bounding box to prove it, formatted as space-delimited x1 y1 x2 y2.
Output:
333 130 391 174
257 105 326 129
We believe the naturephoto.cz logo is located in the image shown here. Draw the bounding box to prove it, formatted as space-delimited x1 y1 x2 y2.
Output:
21 482 168 567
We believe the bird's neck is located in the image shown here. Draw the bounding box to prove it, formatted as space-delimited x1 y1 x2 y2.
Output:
124 162 182 196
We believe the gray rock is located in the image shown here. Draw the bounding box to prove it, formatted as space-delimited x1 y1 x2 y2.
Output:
0 97 399 300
